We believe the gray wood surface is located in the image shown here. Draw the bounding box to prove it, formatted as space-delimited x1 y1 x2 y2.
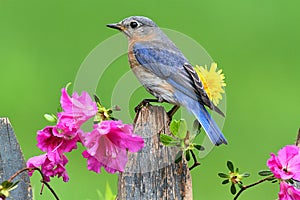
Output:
0 117 32 199
296 128 300 147
117 106 192 200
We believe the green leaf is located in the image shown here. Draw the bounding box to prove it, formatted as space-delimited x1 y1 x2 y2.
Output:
242 173 250 178
93 94 102 105
94 113 102 124
287 179 294 184
105 183 116 200
0 181 18 198
57 104 63 112
160 134 174 144
177 119 188 139
160 134 180 146
8 181 18 191
258 170 273 176
266 177 276 182
170 119 187 139
222 179 229 185
218 173 229 178
170 120 179 137
230 183 237 195
175 151 183 163
185 150 191 161
96 190 104 200
193 120 201 133
1 189 9 197
189 120 201 140
65 82 72 90
227 161 234 172
237 182 243 189
1 181 10 188
44 114 57 123
1 181 18 190
194 144 205 151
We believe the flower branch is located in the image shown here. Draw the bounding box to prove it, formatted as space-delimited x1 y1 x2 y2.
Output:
0 167 59 200
189 150 200 171
219 129 300 200
233 175 274 200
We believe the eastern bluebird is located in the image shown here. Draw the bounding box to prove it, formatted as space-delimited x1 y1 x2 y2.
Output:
107 16 227 146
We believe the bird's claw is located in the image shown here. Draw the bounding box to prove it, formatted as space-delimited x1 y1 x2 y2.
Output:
167 105 180 120
134 99 158 113
134 101 147 113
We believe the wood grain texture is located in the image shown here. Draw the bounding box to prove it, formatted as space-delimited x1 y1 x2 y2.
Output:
0 118 32 199
296 128 300 147
117 106 192 200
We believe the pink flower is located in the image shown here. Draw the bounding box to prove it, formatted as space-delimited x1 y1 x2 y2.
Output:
57 88 97 131
36 126 79 154
27 87 99 182
267 145 300 181
279 181 300 200
27 153 69 182
80 120 144 173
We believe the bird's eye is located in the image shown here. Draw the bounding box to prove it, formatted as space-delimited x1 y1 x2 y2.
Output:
130 21 138 29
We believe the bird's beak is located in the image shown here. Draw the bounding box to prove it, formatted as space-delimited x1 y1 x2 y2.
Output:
106 23 124 31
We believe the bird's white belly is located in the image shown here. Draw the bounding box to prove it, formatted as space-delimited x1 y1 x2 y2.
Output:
131 65 178 105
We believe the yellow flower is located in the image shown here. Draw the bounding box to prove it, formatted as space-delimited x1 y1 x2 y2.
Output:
194 62 226 106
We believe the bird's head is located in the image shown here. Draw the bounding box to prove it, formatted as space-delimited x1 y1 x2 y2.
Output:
107 16 158 40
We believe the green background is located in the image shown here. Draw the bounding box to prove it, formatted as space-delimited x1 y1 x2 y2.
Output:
1 0 300 199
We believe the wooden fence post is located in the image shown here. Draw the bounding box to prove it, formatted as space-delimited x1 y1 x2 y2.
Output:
0 118 32 200
117 105 192 200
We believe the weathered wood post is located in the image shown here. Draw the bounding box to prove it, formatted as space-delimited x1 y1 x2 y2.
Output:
117 105 192 199
0 118 32 200
296 129 300 148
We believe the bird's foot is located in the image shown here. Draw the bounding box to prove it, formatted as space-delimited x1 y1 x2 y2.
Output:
134 99 160 113
167 105 180 121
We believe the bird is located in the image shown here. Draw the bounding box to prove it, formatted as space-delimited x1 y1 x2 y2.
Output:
107 16 227 146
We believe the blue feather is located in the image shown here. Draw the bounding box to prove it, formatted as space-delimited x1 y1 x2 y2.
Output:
183 97 228 145
133 42 228 145
133 42 199 101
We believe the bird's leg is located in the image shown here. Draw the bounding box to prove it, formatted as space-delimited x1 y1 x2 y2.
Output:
134 99 160 113
167 105 180 120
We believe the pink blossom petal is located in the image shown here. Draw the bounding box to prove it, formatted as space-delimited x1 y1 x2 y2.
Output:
277 145 299 168
26 153 69 182
279 182 300 200
81 120 144 174
36 126 79 154
96 121 144 152
268 153 284 179
82 150 102 173
80 129 100 155
94 134 128 172
59 88 97 130
287 154 300 181
267 145 300 180
27 154 47 176
106 128 144 152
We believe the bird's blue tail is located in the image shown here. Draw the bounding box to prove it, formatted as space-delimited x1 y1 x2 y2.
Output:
187 101 228 146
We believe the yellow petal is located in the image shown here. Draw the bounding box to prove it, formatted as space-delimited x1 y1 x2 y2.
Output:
194 62 226 106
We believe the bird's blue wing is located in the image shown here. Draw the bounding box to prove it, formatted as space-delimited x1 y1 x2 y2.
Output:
133 42 227 145
133 42 199 101
186 97 228 145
